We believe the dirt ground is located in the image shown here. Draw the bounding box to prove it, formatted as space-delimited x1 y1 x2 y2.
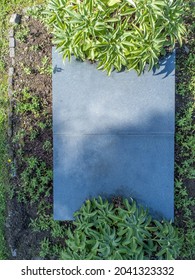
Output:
6 15 53 259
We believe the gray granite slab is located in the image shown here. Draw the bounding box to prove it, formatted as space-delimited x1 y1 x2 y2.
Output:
52 47 175 220
53 49 175 135
54 134 174 220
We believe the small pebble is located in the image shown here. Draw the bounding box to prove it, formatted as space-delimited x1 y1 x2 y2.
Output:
8 88 13 98
184 45 190 54
9 67 14 76
8 76 13 86
9 37 15 48
10 48 15 58
11 248 17 257
10 14 21 24
9 29 14 37
32 256 44 260
11 58 15 66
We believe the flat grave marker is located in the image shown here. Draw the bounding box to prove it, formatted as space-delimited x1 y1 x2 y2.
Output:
53 47 175 220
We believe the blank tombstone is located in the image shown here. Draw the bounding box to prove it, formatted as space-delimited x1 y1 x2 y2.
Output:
52 47 175 220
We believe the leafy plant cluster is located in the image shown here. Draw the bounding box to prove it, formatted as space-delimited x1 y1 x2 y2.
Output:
15 24 30 43
61 197 182 260
19 56 52 76
17 156 52 203
46 0 185 75
14 87 40 117
30 200 71 259
174 1 195 258
38 55 53 75
0 84 9 259
176 102 195 180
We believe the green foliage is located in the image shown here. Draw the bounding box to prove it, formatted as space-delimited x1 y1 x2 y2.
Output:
18 157 52 203
154 220 183 260
38 121 47 130
174 0 195 259
0 60 5 72
0 84 9 259
31 201 68 259
40 237 64 258
175 180 195 259
179 218 195 259
61 197 182 260
31 214 67 238
12 128 26 146
175 93 195 180
46 0 185 75
14 87 40 117
29 44 42 52
38 55 53 75
29 128 38 141
20 63 32 75
26 3 48 22
43 140 52 151
15 25 30 43
39 238 50 258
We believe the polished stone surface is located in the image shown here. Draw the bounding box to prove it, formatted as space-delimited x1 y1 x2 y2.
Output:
53 47 175 220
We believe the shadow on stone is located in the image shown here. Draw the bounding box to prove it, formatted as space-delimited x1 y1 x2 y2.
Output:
53 65 64 74
153 51 175 78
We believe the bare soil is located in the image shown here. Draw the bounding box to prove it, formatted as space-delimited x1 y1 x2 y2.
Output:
6 15 53 259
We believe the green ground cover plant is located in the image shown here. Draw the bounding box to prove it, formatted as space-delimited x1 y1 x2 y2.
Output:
174 1 195 258
17 157 52 203
46 0 185 75
38 55 53 74
14 87 40 116
61 197 182 260
0 84 9 259
15 25 30 43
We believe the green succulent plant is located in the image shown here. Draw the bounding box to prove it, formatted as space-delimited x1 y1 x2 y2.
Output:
46 0 185 75
61 197 183 260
